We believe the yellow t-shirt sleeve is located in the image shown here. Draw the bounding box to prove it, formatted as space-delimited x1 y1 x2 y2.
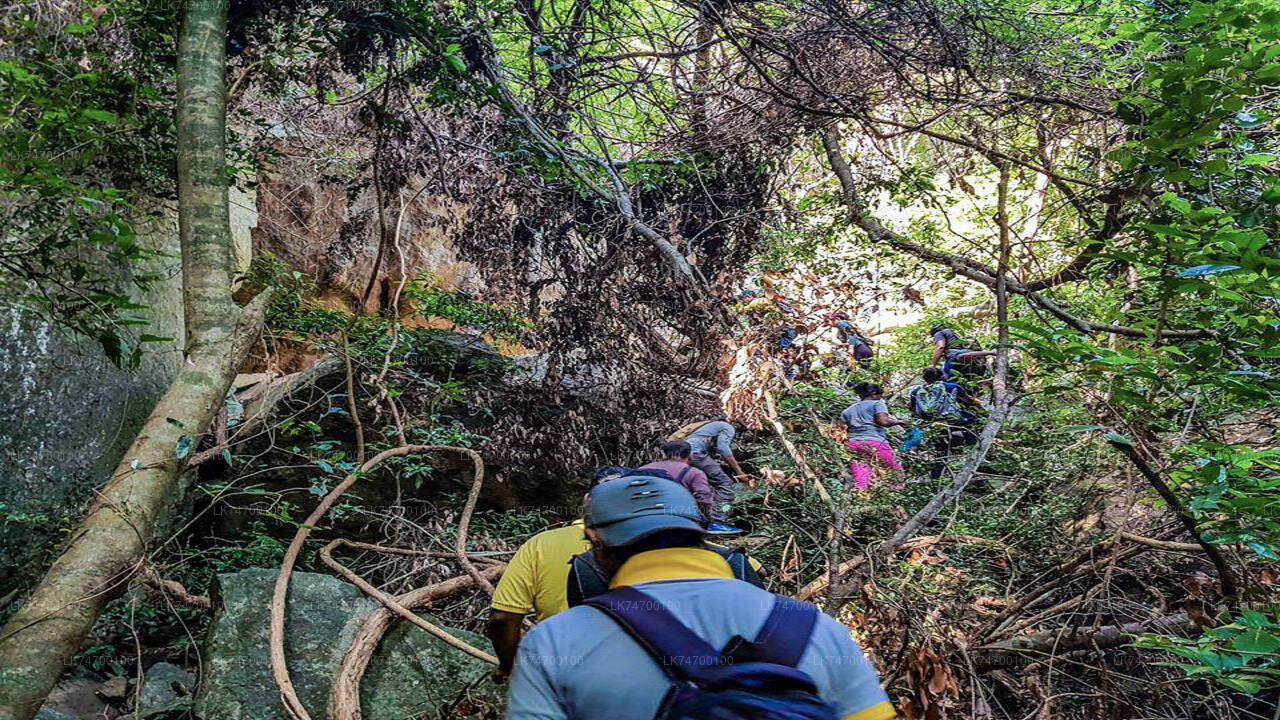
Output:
843 701 896 720
490 539 538 616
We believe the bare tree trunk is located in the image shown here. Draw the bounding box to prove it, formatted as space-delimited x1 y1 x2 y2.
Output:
0 3 266 717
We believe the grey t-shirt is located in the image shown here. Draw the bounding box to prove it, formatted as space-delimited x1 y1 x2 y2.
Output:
842 399 889 443
685 421 735 458
507 575 892 720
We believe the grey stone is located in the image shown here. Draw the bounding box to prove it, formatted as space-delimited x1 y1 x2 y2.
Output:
137 662 195 716
197 568 502 720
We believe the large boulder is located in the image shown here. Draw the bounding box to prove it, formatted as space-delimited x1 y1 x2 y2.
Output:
197 568 502 720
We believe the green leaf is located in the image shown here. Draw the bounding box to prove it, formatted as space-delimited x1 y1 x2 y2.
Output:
1218 676 1262 694
175 435 194 459
81 109 117 124
1103 432 1133 446
1232 628 1280 655
1240 153 1277 166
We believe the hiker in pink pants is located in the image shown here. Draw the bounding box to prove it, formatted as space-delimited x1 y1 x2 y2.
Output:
841 381 911 490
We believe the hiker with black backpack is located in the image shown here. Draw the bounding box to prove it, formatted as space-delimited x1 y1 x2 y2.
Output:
487 468 625 683
506 478 895 720
830 313 874 367
929 324 996 381
910 367 984 479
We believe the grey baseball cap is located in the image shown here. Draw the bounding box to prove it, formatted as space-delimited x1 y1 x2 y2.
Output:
585 475 706 547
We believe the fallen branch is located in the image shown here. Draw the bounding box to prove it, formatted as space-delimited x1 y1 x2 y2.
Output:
189 355 343 466
1119 532 1204 553
974 612 1194 663
268 445 487 720
796 535 1006 601
976 530 1179 640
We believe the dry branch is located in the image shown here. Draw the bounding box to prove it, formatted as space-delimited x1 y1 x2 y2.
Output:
975 613 1194 663
796 535 1006 601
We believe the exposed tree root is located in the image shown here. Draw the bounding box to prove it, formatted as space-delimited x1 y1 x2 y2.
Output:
268 445 488 720
321 540 507 720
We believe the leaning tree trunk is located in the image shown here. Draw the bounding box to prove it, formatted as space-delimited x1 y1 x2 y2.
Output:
0 3 265 717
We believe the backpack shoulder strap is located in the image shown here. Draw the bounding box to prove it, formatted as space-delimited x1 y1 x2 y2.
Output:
668 420 710 442
750 596 820 667
674 465 693 484
584 587 721 682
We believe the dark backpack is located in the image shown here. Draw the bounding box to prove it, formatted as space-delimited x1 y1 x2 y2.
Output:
585 586 839 720
566 544 763 609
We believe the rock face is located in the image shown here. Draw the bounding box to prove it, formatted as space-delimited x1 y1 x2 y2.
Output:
198 568 502 720
138 662 196 716
0 195 256 582
252 164 481 313
0 209 185 582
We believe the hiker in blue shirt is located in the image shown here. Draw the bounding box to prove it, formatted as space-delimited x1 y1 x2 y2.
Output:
910 367 984 479
681 419 749 535
929 324 996 380
506 478 896 720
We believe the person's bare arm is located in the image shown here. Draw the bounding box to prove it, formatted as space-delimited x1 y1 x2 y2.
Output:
874 411 911 428
724 454 749 481
931 339 946 366
487 609 526 682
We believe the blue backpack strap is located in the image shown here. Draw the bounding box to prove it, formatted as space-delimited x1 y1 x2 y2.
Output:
749 596 819 667
584 586 721 682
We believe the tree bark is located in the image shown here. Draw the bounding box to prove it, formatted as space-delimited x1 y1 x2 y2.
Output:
0 3 263 717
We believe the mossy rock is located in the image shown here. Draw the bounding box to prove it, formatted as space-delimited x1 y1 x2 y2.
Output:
197 568 502 720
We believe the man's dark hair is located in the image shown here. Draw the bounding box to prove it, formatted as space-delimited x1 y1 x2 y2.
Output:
661 440 692 460
922 367 944 383
929 323 945 334
853 381 882 399
589 466 630 489
608 528 704 563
